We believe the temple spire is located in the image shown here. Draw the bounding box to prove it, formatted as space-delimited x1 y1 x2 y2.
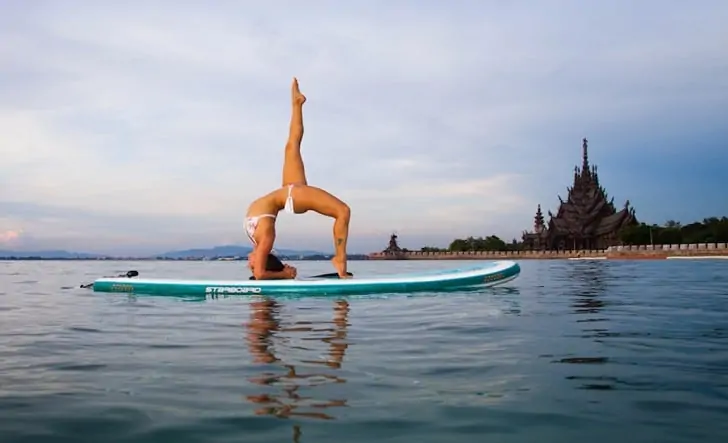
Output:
534 204 545 233
581 138 589 175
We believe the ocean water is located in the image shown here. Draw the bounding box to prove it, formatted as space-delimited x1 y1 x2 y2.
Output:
1 258 727 443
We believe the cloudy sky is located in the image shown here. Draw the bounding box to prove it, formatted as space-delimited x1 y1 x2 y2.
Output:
1 0 727 255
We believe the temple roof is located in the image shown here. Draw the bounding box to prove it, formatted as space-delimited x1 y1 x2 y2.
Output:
593 208 633 236
548 206 634 235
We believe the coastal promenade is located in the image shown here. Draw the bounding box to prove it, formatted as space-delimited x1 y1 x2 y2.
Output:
368 243 728 260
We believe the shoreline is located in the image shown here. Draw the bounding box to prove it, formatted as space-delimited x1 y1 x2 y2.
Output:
2 242 728 262
368 242 728 260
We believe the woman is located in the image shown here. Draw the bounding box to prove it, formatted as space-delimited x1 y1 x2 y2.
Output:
245 78 351 280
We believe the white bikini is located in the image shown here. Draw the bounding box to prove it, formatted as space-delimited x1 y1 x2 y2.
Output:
244 184 297 245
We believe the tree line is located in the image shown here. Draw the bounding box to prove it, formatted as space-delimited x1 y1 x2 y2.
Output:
421 235 521 252
619 217 728 245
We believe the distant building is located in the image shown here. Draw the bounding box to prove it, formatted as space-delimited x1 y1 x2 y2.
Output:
378 233 407 259
522 138 638 250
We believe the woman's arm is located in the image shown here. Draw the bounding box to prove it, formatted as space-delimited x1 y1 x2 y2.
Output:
251 226 296 280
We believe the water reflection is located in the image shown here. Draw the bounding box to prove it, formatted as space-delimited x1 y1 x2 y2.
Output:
563 261 611 322
446 285 523 315
554 261 617 390
244 297 350 431
556 261 664 390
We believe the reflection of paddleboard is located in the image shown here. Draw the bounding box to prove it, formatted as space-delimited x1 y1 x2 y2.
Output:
91 261 521 297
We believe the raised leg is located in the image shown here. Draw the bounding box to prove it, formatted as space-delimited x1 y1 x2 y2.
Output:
282 77 308 187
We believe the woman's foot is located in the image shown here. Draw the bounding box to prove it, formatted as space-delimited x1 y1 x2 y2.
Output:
292 77 306 105
331 256 350 279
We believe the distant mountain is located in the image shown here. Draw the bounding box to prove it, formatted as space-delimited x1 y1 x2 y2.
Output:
154 245 251 259
0 244 329 260
153 244 327 259
0 249 103 259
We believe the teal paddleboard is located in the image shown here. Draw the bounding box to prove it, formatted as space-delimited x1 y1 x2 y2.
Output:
90 260 520 297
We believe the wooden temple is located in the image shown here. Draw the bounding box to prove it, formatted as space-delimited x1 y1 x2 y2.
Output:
522 138 638 250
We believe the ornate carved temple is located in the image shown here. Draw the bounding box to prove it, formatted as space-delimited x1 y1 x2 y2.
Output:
522 138 638 250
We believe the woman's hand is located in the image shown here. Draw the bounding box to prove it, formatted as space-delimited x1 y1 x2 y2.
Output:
282 264 297 279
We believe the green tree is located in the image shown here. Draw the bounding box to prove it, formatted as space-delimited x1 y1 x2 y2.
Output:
447 235 507 251
664 219 682 229
420 246 445 252
619 216 728 244
619 223 651 244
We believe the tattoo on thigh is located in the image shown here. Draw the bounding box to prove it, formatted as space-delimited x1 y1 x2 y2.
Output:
336 238 343 246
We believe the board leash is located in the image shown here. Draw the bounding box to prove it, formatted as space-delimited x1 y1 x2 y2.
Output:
79 270 139 289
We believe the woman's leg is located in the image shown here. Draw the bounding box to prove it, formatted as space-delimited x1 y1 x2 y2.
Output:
282 77 308 187
292 185 351 278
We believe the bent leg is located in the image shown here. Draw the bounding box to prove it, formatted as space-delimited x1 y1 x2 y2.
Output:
282 77 308 187
292 186 351 277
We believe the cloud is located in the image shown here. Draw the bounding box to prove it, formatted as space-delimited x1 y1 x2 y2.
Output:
0 229 22 245
1 0 727 254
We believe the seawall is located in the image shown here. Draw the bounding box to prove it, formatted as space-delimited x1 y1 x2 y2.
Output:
368 243 728 260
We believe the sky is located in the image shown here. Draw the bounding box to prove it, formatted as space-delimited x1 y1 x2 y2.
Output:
1 0 727 255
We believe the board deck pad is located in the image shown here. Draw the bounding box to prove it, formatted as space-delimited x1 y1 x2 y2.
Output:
91 260 520 297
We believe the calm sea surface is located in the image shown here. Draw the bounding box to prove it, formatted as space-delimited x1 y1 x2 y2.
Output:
1 259 727 442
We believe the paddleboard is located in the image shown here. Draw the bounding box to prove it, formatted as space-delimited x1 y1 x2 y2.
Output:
90 260 520 297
